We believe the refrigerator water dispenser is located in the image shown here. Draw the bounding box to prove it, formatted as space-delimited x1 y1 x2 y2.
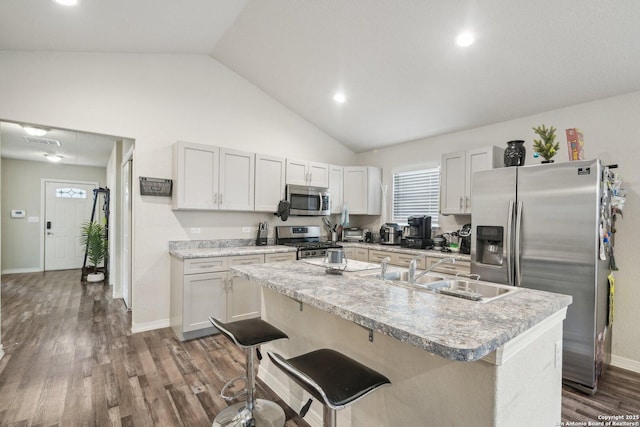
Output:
476 226 504 266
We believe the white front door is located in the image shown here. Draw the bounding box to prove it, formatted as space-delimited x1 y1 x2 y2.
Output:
44 181 97 271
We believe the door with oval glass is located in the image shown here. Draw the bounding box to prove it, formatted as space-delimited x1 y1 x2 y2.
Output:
44 180 97 271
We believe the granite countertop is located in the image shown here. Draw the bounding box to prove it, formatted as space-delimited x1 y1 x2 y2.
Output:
230 261 572 362
170 245 297 260
340 242 471 261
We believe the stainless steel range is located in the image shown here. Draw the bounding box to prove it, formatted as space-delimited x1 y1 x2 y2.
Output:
276 225 341 259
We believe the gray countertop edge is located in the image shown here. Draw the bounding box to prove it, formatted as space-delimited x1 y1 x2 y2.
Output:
230 263 572 362
170 245 297 259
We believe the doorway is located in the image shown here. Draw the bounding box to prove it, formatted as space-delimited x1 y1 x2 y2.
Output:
43 180 98 271
121 150 133 309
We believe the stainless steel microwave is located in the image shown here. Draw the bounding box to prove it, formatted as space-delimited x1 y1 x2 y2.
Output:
286 184 330 216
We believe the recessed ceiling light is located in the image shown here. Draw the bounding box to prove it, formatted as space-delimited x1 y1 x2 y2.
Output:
456 31 475 47
23 126 49 137
53 0 79 6
45 154 64 162
333 93 347 104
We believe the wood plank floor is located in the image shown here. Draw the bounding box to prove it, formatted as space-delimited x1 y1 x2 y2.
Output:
1 269 638 426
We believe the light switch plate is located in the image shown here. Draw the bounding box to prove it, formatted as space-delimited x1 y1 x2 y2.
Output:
28 216 40 223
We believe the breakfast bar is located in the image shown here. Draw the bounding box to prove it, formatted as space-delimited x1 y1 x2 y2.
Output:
230 260 572 427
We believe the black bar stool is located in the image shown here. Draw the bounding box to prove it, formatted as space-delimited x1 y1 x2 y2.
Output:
209 317 288 427
268 349 390 427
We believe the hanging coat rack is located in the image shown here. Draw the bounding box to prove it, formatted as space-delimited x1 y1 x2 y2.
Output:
81 187 110 282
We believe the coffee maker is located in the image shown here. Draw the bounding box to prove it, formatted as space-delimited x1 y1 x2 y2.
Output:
380 223 402 245
400 215 433 249
459 223 471 255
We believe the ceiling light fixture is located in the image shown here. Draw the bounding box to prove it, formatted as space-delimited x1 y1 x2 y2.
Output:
333 92 347 104
53 0 79 6
23 126 49 137
456 31 475 47
45 154 63 162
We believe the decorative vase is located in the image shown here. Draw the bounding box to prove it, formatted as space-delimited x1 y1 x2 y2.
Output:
504 140 526 167
87 272 105 282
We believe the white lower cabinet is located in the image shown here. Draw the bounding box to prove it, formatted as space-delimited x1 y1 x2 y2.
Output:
367 249 470 274
425 256 470 275
172 252 295 341
344 247 368 262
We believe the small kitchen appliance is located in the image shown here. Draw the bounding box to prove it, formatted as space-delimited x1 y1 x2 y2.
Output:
285 184 330 216
342 227 365 242
380 223 402 245
459 223 472 254
276 225 341 259
400 215 433 249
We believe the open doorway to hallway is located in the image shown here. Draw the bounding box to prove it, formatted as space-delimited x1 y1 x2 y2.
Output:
0 120 134 307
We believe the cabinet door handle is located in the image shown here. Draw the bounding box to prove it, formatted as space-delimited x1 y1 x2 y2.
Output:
213 193 218 204
465 196 470 211
219 193 223 205
459 197 463 210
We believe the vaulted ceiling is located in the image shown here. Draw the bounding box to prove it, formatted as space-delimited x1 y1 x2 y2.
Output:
2 0 640 155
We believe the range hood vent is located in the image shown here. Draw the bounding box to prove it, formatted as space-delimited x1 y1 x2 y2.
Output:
23 136 61 146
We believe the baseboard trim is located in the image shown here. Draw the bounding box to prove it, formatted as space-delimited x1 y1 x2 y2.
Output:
2 267 42 274
611 355 640 374
131 318 170 334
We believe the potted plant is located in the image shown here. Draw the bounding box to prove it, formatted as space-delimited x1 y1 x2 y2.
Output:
532 124 560 163
81 220 107 282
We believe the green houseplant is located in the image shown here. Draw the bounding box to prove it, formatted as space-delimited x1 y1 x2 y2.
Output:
81 220 107 282
532 124 560 163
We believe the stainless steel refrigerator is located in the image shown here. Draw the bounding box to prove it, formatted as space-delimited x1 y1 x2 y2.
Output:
471 159 611 394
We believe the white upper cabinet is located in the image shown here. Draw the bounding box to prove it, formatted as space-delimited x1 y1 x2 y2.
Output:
255 154 286 212
328 165 344 214
286 159 329 187
343 166 382 215
440 146 503 214
173 141 219 210
173 141 254 211
219 148 255 211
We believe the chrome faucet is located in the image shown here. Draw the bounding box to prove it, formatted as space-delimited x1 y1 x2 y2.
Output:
408 256 456 284
380 257 391 279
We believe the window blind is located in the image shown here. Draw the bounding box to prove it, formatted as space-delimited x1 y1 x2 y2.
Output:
392 167 440 226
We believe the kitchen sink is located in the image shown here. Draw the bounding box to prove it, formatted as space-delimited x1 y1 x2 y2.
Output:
360 271 445 283
358 271 518 303
422 279 519 303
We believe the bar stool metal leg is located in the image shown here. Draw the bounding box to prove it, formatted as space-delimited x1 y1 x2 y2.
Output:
209 317 288 427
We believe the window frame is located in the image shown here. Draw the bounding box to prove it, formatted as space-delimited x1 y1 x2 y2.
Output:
391 166 440 227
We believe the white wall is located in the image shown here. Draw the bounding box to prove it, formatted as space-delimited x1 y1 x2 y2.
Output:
0 51 356 332
0 158 106 273
356 91 640 368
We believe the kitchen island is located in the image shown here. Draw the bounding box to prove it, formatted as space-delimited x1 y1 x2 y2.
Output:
230 260 572 427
